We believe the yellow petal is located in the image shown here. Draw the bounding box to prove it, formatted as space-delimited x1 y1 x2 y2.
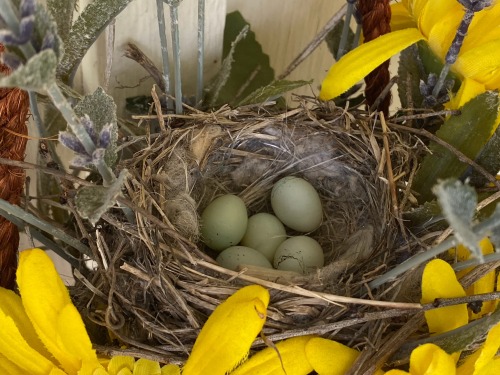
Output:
421 259 468 334
445 78 486 110
319 28 425 100
409 344 456 375
232 336 314 375
0 287 52 359
0 308 57 374
0 353 37 375
426 11 462 62
390 3 416 31
161 364 181 375
305 337 359 375
133 358 161 375
454 40 500 90
182 285 270 375
106 356 135 375
17 249 97 373
419 0 462 42
457 322 500 375
462 4 500 53
384 371 409 375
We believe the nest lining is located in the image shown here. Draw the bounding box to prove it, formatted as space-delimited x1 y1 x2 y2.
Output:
71 102 423 364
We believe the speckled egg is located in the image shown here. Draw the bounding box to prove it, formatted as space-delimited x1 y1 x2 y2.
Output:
271 176 322 232
216 246 273 271
273 236 324 274
201 194 248 251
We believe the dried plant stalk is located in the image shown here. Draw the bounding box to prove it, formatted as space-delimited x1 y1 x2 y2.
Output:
0 43 29 289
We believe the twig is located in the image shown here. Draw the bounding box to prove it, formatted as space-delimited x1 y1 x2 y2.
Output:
155 0 172 110
196 0 205 106
277 3 347 80
124 43 165 92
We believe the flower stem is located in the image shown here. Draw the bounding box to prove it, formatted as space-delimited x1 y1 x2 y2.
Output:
155 0 172 110
336 0 356 59
431 10 474 98
369 210 500 289
196 0 205 106
169 3 183 114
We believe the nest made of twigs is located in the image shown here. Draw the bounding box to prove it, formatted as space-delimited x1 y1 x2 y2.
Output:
71 99 422 365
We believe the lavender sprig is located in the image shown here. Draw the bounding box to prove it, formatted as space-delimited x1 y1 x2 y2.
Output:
431 0 493 98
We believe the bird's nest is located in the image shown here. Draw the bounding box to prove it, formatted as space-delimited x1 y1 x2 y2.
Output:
70 99 435 370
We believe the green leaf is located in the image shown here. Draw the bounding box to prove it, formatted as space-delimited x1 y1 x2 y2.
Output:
398 44 426 110
207 11 274 107
57 0 135 83
0 50 57 91
47 0 78 45
325 19 355 59
75 169 128 226
236 79 311 106
393 306 500 363
74 87 119 167
433 179 482 261
412 91 500 202
469 127 500 187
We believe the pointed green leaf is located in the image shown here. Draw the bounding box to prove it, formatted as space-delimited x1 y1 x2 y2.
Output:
237 79 311 106
0 50 56 91
47 0 78 44
75 169 128 226
57 0 135 83
74 87 118 167
412 91 500 202
207 11 274 107
469 127 500 187
433 179 482 261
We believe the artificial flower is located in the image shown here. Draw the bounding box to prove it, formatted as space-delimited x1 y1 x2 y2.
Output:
384 343 456 375
320 0 500 108
0 249 173 374
0 248 364 375
421 259 468 334
449 237 500 319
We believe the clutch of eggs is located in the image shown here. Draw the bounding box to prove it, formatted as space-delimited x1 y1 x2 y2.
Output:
201 176 324 274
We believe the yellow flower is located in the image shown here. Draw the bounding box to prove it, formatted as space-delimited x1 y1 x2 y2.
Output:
421 259 468 334
0 249 172 374
449 238 500 320
320 0 500 108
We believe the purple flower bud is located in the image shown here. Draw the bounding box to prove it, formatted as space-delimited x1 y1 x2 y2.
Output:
20 0 36 18
1 52 22 71
17 15 35 44
80 115 98 144
59 131 88 155
458 0 493 12
41 32 55 51
71 155 93 168
92 148 107 164
98 124 112 148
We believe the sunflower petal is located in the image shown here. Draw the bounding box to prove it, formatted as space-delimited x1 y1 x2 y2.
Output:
390 3 416 31
133 358 161 375
0 308 57 374
107 356 135 375
457 322 500 375
17 249 97 373
161 364 181 375
421 259 468 334
182 285 270 375
305 337 359 375
454 39 500 90
409 343 456 375
445 78 486 110
0 287 52 359
319 28 424 100
232 336 314 375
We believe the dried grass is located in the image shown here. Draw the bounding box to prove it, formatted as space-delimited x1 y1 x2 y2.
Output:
69 99 433 367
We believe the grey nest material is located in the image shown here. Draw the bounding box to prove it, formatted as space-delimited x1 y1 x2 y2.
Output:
72 102 419 364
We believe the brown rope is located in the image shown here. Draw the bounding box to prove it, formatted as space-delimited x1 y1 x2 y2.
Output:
357 0 392 116
0 44 29 290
